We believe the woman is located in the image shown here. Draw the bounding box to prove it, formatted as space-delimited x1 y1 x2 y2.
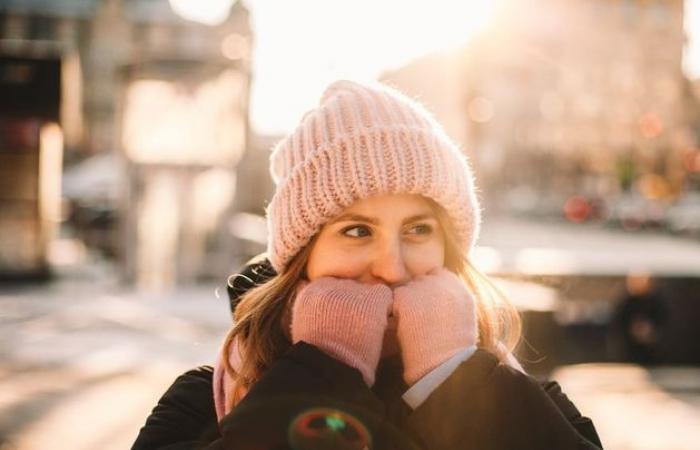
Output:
132 80 603 450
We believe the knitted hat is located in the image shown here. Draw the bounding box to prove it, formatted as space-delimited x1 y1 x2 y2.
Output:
265 80 481 272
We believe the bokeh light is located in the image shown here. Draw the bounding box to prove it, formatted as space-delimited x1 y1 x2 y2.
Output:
221 33 249 61
564 196 592 223
638 113 664 139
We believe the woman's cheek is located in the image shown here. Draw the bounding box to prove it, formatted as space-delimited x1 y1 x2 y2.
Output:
404 242 445 274
309 248 369 280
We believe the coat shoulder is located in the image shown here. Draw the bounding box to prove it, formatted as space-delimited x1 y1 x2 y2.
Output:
131 366 219 450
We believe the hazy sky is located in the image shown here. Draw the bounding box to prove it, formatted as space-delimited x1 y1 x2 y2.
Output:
242 0 700 135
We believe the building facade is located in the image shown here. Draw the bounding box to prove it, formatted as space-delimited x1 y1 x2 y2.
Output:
0 0 253 285
384 0 698 217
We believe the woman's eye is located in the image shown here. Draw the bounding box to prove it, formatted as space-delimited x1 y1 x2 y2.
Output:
407 223 433 235
341 225 371 238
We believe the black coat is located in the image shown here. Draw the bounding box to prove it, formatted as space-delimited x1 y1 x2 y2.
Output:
132 258 603 450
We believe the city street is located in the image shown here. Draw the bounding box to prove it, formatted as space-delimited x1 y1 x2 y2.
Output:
0 270 230 450
1 218 700 450
3 0 700 448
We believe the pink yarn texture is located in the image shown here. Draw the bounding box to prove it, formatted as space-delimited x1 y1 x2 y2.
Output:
265 80 481 272
393 268 479 386
291 277 393 387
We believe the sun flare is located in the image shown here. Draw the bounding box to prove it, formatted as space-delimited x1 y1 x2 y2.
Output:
248 0 498 134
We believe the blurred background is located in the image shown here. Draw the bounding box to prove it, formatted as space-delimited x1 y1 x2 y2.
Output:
1 0 700 448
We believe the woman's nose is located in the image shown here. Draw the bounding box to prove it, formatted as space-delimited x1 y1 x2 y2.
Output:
370 241 410 286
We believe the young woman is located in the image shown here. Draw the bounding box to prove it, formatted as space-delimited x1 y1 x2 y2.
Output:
132 80 603 450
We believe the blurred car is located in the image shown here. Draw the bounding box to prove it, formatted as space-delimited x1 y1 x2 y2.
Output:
666 193 700 237
606 193 668 231
62 153 120 257
563 195 609 223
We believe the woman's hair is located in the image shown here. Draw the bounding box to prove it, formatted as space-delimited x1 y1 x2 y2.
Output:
221 198 522 407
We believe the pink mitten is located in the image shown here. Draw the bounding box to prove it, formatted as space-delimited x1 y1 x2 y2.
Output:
393 268 478 386
291 277 393 386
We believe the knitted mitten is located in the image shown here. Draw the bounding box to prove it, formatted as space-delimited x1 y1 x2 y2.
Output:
393 268 478 386
291 277 393 386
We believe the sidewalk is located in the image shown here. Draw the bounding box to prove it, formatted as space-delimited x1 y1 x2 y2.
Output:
0 275 230 450
554 363 700 450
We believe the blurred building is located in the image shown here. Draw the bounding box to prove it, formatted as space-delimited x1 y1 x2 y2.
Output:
0 0 252 286
225 132 280 264
384 0 699 216
380 51 470 155
0 55 66 278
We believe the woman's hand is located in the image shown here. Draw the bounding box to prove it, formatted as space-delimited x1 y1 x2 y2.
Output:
290 277 393 386
393 268 478 386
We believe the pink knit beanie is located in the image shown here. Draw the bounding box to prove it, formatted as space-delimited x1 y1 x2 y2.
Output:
266 80 481 272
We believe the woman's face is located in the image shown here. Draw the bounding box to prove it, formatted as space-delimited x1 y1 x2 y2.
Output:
306 194 446 286
299 194 446 357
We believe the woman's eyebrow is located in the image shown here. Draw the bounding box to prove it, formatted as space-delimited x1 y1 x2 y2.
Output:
328 213 380 225
328 212 436 226
401 213 436 225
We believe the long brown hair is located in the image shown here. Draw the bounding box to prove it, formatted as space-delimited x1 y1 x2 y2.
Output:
221 198 522 409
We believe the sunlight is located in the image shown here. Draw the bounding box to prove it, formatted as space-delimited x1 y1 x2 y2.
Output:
168 0 237 25
248 0 498 134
